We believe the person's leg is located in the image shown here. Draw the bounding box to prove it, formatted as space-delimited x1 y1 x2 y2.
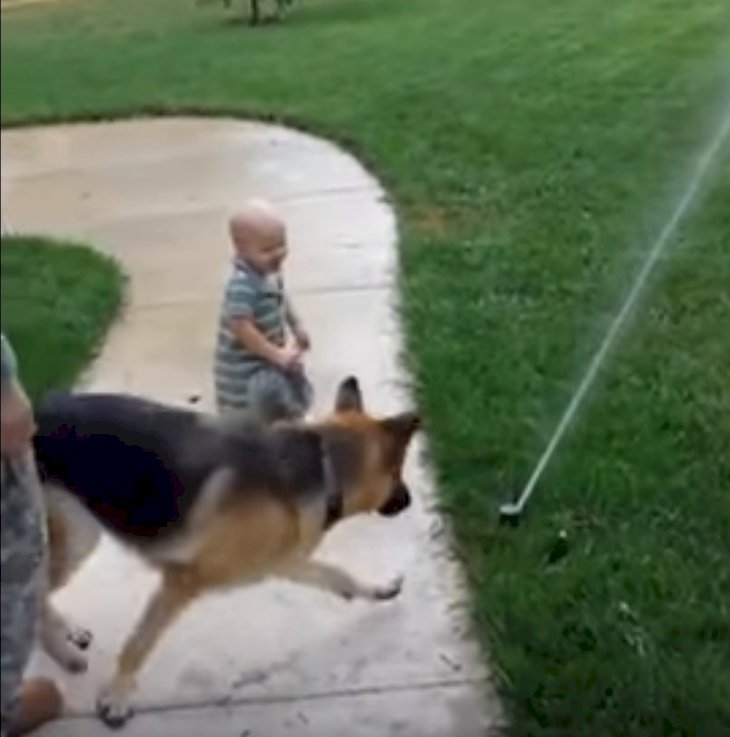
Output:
246 367 314 423
216 365 314 425
216 399 255 426
288 369 314 419
245 368 294 423
1 461 61 737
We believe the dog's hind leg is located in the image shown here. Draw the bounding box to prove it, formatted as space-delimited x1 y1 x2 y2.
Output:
96 568 199 728
46 488 101 590
282 560 403 602
42 490 99 657
38 494 97 672
39 601 90 673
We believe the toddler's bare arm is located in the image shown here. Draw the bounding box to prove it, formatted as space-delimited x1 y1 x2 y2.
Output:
283 296 310 350
231 317 300 369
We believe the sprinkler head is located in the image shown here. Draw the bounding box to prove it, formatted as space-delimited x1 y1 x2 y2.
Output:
499 501 522 526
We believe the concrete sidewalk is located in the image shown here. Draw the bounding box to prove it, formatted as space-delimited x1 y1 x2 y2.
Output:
1 118 503 736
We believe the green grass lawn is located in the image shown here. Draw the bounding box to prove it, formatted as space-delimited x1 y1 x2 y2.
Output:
3 1 729 735
1 237 124 400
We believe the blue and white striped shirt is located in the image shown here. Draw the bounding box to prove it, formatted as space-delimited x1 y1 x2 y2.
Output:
214 258 287 409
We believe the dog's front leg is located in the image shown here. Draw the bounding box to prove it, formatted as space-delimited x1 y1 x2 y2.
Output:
282 560 403 602
97 572 197 728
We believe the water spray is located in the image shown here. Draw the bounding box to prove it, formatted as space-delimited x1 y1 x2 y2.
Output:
500 103 730 525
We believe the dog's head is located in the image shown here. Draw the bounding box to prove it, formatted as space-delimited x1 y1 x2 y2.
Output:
327 376 420 519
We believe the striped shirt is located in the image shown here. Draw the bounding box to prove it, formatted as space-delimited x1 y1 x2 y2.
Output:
214 258 287 410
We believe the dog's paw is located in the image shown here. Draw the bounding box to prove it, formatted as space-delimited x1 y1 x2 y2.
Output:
60 648 89 674
68 625 93 651
58 648 89 673
97 687 135 729
41 606 93 669
44 632 89 673
372 575 404 601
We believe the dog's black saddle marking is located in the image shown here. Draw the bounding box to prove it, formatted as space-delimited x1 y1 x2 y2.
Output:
33 391 339 544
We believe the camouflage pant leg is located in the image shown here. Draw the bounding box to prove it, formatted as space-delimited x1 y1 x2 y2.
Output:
0 459 44 736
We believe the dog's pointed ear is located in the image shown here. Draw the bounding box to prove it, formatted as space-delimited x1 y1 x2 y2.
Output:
335 376 364 413
381 411 421 443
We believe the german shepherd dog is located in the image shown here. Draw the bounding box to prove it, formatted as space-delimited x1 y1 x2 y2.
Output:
32 377 419 728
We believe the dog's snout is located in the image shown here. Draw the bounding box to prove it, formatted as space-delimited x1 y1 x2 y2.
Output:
378 482 412 517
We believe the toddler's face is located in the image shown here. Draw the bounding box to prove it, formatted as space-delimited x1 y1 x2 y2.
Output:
238 229 288 274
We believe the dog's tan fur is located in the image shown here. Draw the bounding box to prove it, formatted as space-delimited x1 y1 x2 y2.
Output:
41 379 419 726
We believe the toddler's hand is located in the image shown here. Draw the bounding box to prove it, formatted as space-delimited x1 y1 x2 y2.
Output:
275 342 303 371
293 325 311 352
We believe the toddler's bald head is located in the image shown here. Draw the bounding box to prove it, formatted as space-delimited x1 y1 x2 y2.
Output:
229 199 287 273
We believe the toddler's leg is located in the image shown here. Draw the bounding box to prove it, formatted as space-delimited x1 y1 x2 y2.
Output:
289 370 314 419
246 368 295 423
250 367 315 422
